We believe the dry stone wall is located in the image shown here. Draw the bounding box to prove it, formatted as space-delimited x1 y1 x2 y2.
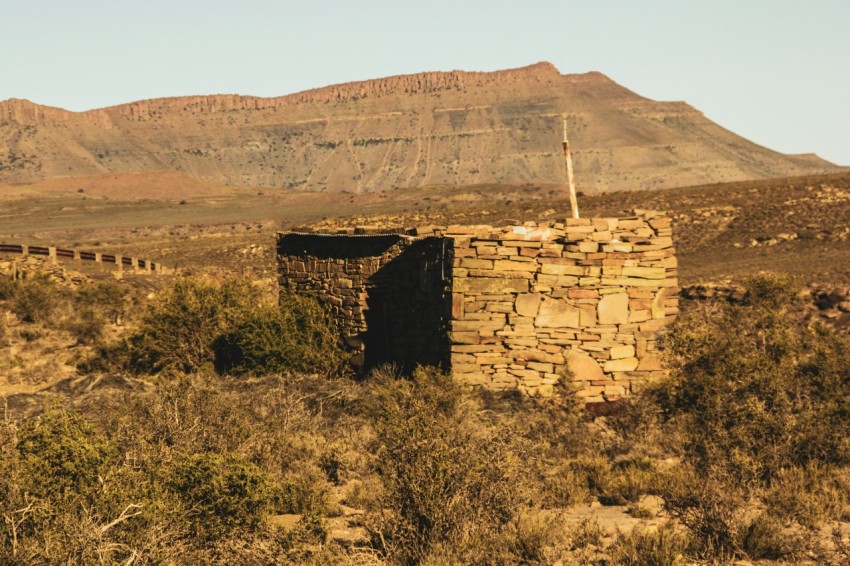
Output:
430 213 677 402
278 211 677 402
277 233 452 372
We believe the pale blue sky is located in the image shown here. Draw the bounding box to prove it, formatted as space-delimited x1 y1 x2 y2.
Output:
2 0 848 165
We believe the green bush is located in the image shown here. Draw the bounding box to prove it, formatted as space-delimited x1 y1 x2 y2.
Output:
168 451 272 539
83 278 344 377
127 278 261 373
16 410 115 498
215 290 344 376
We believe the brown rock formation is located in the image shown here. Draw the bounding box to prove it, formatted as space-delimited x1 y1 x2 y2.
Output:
0 62 838 193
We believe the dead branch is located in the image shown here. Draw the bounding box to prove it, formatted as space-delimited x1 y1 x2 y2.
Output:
99 503 143 535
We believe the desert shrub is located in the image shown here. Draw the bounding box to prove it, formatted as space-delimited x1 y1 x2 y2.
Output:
541 460 592 507
741 513 805 561
0 408 27 560
16 410 115 499
83 277 344 377
126 277 261 373
116 372 257 457
282 513 328 549
365 366 526 564
76 339 134 374
215 290 344 376
0 275 15 300
75 280 126 323
65 313 108 344
9 275 69 324
660 466 750 560
274 467 334 515
0 309 7 346
600 457 658 505
168 451 272 539
763 463 850 527
660 461 813 562
505 509 566 564
659 272 850 485
608 525 691 566
65 281 127 344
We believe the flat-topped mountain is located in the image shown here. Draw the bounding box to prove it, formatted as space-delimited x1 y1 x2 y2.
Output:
0 62 838 193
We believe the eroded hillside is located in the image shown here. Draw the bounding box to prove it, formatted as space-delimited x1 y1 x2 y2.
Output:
0 62 837 193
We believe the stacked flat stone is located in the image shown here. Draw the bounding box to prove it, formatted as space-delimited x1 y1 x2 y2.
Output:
277 234 452 371
436 213 677 402
277 211 678 402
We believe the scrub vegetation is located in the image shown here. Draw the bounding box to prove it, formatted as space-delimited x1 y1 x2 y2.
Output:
1 272 849 564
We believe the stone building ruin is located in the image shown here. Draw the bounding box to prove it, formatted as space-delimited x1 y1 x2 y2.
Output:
278 212 678 403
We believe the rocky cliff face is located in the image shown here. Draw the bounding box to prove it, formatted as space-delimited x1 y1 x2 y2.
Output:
0 62 837 192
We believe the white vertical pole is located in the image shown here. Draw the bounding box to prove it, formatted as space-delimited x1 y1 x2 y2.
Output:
563 114 580 219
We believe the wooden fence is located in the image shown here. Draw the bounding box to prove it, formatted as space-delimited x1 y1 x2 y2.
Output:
0 243 168 274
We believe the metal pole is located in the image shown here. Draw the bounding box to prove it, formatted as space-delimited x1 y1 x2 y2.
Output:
563 114 580 219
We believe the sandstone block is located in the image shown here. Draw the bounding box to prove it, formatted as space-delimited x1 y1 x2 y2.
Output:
579 307 597 327
515 293 543 317
527 362 554 373
610 344 636 359
540 264 586 276
451 331 480 344
636 355 663 371
477 355 513 365
598 293 630 325
576 386 605 398
453 320 505 332
630 299 652 310
494 260 537 272
535 299 581 328
452 345 502 353
579 241 599 253
505 338 539 347
461 258 494 269
651 288 667 319
566 350 605 381
604 357 639 372
568 289 599 299
454 372 489 386
454 277 529 293
639 319 667 332
648 217 671 230
621 266 666 279
600 277 665 288
629 310 651 323
452 294 464 319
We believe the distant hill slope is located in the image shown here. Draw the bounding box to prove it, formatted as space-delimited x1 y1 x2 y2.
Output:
0 62 839 193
